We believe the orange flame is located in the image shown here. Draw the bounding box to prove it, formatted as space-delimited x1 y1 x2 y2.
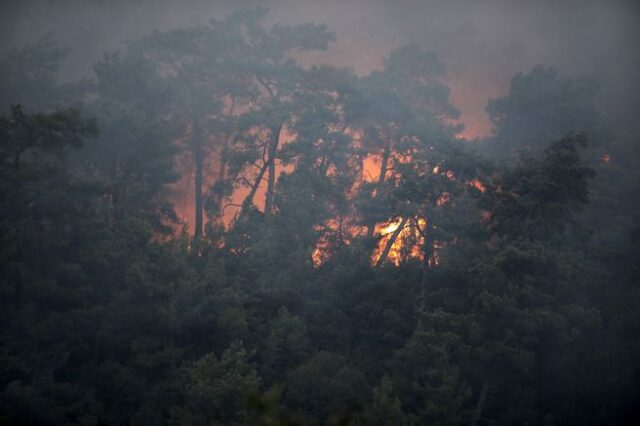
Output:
311 218 366 267
469 178 486 193
371 217 426 267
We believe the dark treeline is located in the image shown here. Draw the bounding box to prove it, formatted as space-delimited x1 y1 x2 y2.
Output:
1 8 639 425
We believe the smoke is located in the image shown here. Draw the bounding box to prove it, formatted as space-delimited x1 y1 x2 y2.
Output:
1 0 639 138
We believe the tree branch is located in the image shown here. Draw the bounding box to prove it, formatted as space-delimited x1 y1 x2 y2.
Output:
375 216 409 268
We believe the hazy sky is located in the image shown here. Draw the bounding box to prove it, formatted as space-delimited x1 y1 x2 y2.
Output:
2 0 639 137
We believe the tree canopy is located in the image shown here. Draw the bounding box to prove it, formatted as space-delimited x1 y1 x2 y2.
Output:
1 7 639 426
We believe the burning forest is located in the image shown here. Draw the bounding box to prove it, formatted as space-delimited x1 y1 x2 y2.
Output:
1 0 639 424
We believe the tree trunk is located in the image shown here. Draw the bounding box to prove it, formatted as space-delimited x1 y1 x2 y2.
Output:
366 146 391 239
217 153 226 191
218 157 226 214
377 146 391 188
416 217 432 331
210 146 227 220
264 122 283 219
421 220 433 291
375 216 408 268
241 156 271 217
193 127 204 239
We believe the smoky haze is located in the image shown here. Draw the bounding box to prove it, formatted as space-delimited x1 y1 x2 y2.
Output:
2 0 639 137
2 2 640 424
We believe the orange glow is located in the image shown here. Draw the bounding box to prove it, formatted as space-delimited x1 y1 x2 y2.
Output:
170 48 505 225
454 125 487 141
602 153 611 164
371 217 425 267
164 79 497 246
362 153 383 183
312 216 431 268
166 125 296 235
311 218 366 267
445 74 506 141
436 192 451 206
429 240 444 267
469 178 486 193
311 233 332 267
311 220 338 267
377 218 405 237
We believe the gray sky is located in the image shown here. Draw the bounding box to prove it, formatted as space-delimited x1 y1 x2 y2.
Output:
2 0 639 137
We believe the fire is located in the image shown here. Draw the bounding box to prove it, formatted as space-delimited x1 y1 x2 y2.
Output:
311 235 332 267
378 218 402 235
311 216 428 268
445 74 502 141
469 178 486 193
430 240 443 267
311 218 366 267
436 192 451 207
362 153 383 183
166 105 477 266
371 217 425 267
602 153 611 164
166 124 297 235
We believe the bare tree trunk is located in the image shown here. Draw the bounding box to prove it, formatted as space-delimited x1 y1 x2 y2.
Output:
193 135 204 239
375 216 408 268
416 217 432 330
216 156 226 217
241 156 271 217
209 145 227 221
264 122 283 219
366 146 391 239
213 98 234 220
264 151 276 218
421 219 433 291
377 146 391 188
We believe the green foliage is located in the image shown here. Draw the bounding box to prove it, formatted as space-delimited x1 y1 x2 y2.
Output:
1 8 638 426
170 341 260 425
486 65 610 157
393 314 471 425
285 352 367 423
480 134 595 240
359 376 412 426
263 307 311 380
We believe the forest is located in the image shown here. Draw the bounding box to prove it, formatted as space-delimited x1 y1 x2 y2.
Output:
1 2 640 425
